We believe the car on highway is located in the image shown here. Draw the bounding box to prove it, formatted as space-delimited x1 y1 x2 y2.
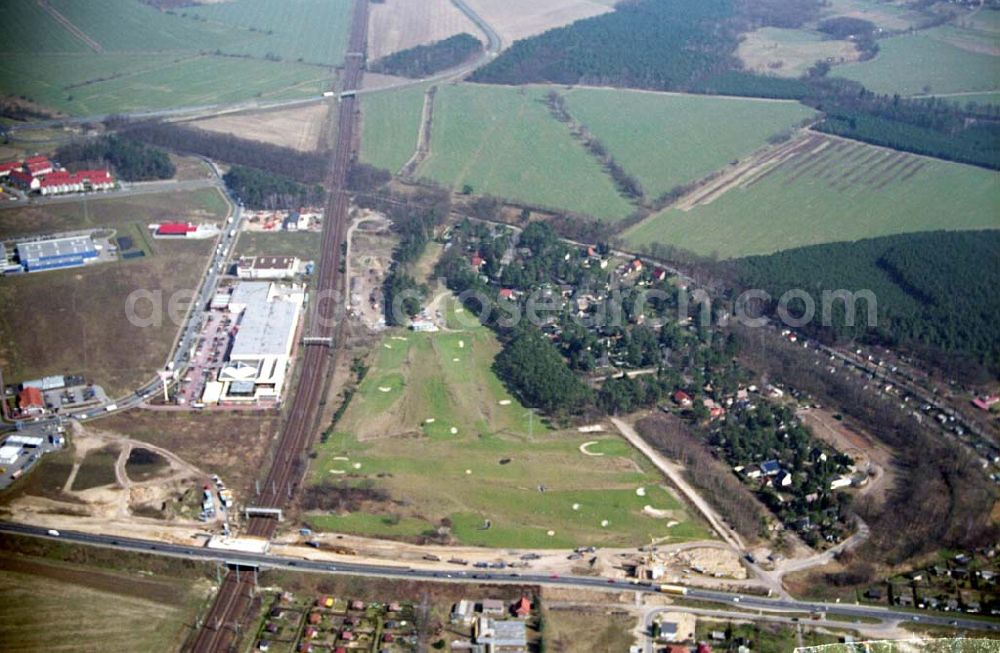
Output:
47 529 60 537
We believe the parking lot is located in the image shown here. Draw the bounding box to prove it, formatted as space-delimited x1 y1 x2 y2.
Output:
176 310 232 407
0 420 66 491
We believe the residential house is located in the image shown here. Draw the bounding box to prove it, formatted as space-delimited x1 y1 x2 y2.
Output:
17 386 45 415
760 460 781 476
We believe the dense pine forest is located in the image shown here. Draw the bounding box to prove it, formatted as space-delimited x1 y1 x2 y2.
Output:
470 0 818 97
369 33 482 78
735 231 1000 379
55 135 175 181
222 165 324 210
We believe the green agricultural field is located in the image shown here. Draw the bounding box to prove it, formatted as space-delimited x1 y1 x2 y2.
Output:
564 88 816 199
309 297 712 548
0 0 349 116
415 84 635 220
360 83 429 173
188 0 353 66
625 135 1000 258
835 28 1000 96
0 53 330 116
821 0 927 31
0 557 207 652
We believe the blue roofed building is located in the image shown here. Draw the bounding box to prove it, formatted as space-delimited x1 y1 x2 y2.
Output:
17 235 97 272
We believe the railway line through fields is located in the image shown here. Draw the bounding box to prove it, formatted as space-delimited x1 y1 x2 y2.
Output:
185 1 370 650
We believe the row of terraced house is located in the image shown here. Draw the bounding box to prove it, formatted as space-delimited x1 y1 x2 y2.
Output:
0 155 115 196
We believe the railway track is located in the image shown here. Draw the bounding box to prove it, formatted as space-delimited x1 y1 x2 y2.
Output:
186 2 369 650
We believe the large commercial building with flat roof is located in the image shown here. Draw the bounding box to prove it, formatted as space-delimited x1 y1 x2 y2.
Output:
16 235 97 272
216 282 304 403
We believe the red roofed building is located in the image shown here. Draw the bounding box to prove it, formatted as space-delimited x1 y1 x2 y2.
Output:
38 171 83 196
697 644 713 653
156 222 198 237
513 596 532 617
18 386 45 415
24 156 54 177
652 267 668 281
673 390 693 408
499 288 514 300
470 254 484 268
972 395 999 411
8 169 39 191
0 161 21 177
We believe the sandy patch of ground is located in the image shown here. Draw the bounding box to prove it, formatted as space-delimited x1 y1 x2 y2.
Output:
463 0 613 48
346 209 394 330
191 103 329 152
361 72 412 91
738 28 859 77
676 546 748 580
368 0 479 60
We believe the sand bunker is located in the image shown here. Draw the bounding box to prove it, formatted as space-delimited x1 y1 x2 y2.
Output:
579 441 604 457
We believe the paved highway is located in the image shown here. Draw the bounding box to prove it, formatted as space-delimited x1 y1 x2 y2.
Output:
1 521 995 635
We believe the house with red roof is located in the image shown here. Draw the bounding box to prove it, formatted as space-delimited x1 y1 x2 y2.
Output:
0 161 21 177
8 169 38 191
673 390 693 408
470 253 484 268
24 156 54 177
513 596 532 617
972 395 999 411
18 386 45 415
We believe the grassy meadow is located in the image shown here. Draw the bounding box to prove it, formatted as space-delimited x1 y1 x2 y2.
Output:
309 296 712 548
835 28 1000 96
0 0 350 115
564 89 816 199
415 84 635 220
360 83 429 173
738 27 859 78
625 135 1000 258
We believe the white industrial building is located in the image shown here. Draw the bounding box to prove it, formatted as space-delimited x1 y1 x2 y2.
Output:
215 282 304 403
236 255 301 280
0 445 21 465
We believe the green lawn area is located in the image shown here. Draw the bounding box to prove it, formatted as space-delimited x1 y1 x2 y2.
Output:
309 296 712 548
415 84 635 220
835 28 1000 96
234 230 323 261
0 186 228 239
360 83 429 173
0 558 206 652
0 0 349 115
625 135 1000 258
564 88 816 199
